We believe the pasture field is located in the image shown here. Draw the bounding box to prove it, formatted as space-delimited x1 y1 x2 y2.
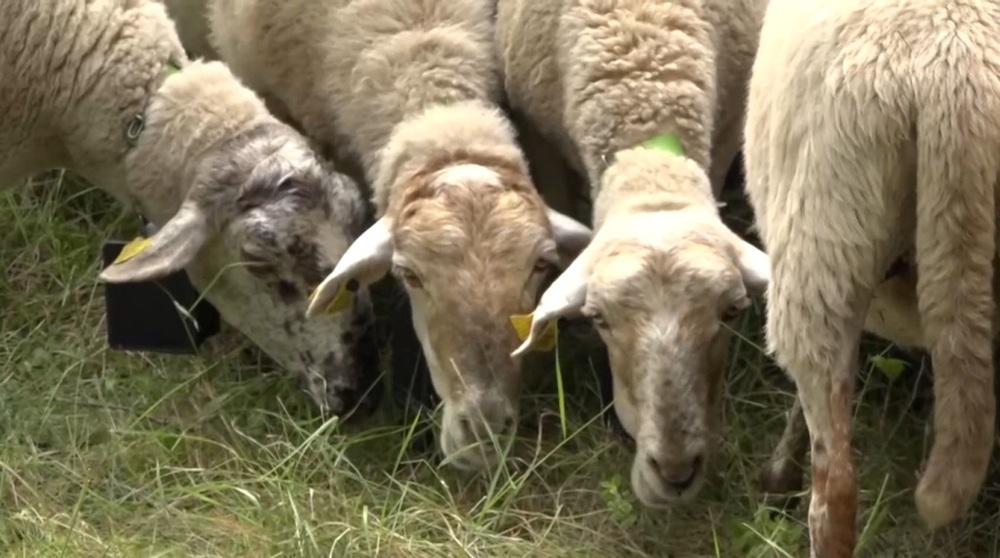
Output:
1 172 999 557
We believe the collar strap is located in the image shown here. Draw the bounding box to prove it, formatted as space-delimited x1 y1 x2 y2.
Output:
125 60 183 146
600 133 686 173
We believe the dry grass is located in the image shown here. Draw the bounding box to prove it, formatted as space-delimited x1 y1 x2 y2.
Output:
2 172 1000 557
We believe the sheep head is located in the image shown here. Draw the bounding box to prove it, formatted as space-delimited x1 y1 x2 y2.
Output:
512 148 770 505
102 122 380 418
308 151 592 471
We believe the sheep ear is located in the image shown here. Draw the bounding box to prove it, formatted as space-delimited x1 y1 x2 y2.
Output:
547 207 592 266
306 216 393 318
731 234 770 295
100 202 211 283
511 247 595 357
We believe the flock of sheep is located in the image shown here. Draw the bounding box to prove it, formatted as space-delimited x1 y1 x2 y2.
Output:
2 0 998 556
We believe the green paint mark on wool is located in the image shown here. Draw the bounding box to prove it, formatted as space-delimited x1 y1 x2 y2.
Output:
164 61 182 76
640 134 684 156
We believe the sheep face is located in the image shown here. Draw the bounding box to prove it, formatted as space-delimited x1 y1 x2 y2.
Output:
512 210 769 504
103 126 379 418
395 164 561 470
307 154 592 471
589 232 747 507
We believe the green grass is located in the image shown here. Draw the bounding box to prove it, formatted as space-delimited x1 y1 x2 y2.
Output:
2 172 1000 557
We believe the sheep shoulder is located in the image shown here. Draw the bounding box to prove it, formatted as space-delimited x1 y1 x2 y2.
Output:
207 0 500 186
495 0 576 168
500 0 716 190
0 0 186 188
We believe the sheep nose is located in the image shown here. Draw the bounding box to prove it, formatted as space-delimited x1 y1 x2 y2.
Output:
452 392 518 445
647 453 703 492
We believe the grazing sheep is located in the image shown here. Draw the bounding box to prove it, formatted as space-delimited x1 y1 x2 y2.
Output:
202 0 594 471
745 0 1000 554
2 0 379 417
497 0 771 507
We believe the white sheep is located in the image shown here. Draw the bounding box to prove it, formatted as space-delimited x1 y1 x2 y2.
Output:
497 0 771 506
1 0 381 418
198 0 594 472
744 0 1000 555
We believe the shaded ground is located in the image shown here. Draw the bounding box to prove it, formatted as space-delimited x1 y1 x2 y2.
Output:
2 172 999 557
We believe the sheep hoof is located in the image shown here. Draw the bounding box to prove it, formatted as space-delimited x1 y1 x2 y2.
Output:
757 457 804 502
914 469 974 530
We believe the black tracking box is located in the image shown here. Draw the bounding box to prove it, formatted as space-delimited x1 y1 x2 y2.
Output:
101 239 220 355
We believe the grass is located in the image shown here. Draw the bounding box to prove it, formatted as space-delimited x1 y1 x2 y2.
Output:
2 172 1000 557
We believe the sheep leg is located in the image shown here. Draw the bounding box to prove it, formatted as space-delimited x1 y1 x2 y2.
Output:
757 138 894 557
758 396 809 502
757 268 925 512
799 343 859 558
754 269 923 502
769 284 865 558
910 104 999 528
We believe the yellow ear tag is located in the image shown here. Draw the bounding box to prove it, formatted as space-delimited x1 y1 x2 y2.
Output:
324 282 353 314
509 313 558 352
112 236 153 265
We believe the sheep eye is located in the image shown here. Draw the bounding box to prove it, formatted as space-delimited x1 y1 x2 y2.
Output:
533 259 554 274
721 296 750 321
721 306 742 322
586 310 608 330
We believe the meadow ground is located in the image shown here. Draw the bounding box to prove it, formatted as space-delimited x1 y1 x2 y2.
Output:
2 172 1000 558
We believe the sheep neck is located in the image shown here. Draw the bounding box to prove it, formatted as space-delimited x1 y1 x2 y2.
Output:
592 144 717 230
124 63 281 228
123 61 183 149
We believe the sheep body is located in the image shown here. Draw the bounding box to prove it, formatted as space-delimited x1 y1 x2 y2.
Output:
497 0 771 507
745 0 1000 554
1 0 379 417
496 0 767 200
203 0 593 471
204 0 503 191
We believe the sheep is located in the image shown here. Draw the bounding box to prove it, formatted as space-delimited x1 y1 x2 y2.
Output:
1 0 380 418
497 0 771 507
198 0 594 472
744 0 1000 554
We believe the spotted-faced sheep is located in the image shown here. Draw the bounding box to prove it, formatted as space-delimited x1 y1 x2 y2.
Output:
2 0 379 417
498 0 771 506
745 0 1000 555
199 0 593 471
